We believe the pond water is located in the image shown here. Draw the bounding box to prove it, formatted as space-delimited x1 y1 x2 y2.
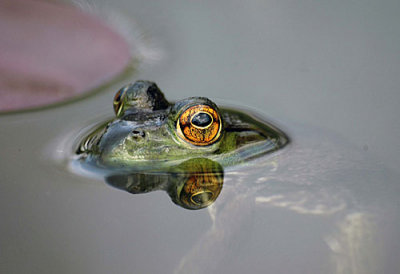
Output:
1 0 400 273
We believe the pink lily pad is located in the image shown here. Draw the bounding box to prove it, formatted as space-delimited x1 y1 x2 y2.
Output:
0 0 131 112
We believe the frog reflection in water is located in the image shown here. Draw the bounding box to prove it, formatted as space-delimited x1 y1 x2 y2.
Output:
107 158 224 210
77 80 288 209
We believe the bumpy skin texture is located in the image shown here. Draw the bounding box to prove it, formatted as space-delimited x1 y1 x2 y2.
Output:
77 81 288 172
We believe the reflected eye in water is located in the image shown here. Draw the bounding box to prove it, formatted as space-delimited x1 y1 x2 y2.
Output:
170 158 224 210
105 158 224 210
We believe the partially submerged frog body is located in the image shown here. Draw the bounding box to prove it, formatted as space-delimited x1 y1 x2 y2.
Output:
77 80 288 173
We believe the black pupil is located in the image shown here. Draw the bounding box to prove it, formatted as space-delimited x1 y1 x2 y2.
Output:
192 192 213 204
192 112 212 127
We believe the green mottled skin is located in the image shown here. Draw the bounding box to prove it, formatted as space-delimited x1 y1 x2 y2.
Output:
77 81 288 172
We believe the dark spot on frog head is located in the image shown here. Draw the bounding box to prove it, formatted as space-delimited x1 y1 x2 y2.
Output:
145 82 169 110
129 80 169 111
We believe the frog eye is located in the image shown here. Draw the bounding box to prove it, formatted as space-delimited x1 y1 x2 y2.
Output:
177 104 222 146
113 86 126 117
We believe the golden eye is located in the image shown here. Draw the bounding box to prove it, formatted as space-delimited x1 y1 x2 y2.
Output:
113 87 126 117
177 104 222 146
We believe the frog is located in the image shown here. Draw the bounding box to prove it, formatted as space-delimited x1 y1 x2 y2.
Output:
77 80 289 172
75 80 288 209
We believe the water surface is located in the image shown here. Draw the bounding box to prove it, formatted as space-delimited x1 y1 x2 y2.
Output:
1 0 400 273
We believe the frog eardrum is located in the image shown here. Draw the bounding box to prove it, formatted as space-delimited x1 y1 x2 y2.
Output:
176 104 222 146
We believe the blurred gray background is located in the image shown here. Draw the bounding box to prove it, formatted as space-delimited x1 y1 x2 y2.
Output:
1 0 399 273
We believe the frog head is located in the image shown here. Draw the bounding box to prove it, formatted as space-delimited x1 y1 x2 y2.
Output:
77 80 288 172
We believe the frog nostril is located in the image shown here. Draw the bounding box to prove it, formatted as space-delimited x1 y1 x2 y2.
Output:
132 130 145 138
